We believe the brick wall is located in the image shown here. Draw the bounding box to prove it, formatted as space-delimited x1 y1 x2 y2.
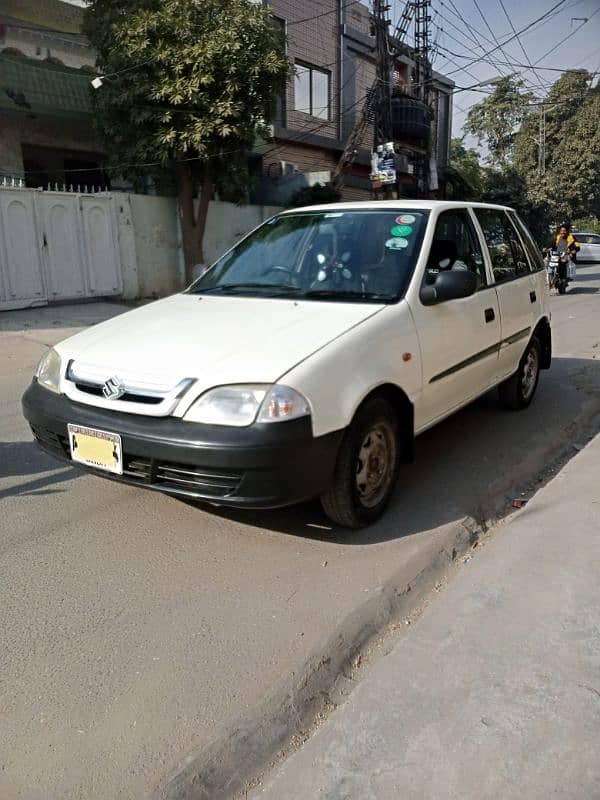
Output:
269 0 339 141
263 140 337 177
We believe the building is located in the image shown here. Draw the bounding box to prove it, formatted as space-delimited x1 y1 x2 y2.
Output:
260 0 455 201
0 0 454 201
0 0 105 188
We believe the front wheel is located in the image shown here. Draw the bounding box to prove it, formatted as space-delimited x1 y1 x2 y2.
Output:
320 397 400 528
498 335 541 410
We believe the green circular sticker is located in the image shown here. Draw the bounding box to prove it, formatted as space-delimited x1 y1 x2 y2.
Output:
385 237 409 250
390 224 413 237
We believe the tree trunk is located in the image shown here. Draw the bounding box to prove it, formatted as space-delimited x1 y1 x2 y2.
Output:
176 163 213 285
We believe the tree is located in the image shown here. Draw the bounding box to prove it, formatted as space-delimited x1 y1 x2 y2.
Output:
464 76 534 167
543 83 600 222
84 0 290 283
447 138 484 200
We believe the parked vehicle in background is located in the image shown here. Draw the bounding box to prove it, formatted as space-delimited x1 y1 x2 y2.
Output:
572 232 600 263
22 201 552 529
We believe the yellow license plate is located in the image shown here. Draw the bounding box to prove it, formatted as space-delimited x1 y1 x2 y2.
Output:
68 424 123 475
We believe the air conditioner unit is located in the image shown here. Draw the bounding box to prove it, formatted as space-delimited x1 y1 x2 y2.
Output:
279 161 298 176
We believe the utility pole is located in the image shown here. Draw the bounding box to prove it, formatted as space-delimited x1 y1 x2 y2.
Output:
413 0 433 194
538 104 546 172
372 0 393 149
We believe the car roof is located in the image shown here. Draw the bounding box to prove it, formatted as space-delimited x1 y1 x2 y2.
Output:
281 200 514 214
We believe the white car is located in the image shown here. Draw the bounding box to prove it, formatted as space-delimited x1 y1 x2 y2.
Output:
572 232 600 263
23 201 551 528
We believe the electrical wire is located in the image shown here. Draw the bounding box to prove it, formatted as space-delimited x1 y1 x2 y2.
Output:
443 0 571 76
496 0 550 92
286 0 363 27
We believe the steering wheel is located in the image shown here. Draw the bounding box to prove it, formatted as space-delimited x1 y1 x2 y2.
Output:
262 265 300 286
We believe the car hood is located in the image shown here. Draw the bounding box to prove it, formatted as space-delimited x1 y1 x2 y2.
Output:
56 292 383 401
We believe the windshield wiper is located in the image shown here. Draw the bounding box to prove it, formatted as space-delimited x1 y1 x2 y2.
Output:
194 282 301 295
302 289 394 301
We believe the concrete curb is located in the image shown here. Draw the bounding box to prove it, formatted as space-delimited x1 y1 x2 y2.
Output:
153 409 600 800
152 518 478 800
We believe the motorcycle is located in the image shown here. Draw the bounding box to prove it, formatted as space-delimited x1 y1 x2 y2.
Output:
545 248 571 294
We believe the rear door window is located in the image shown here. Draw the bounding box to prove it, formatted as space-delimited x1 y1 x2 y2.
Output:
509 213 544 272
474 208 531 284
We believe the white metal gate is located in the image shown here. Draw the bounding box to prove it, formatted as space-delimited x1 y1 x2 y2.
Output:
0 186 122 311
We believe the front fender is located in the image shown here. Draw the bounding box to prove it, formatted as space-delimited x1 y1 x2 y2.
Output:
280 302 422 438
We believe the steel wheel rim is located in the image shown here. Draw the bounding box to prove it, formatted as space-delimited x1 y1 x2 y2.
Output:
355 421 396 508
521 348 539 401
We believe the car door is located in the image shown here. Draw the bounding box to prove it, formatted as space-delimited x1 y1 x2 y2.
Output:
472 208 538 382
410 208 501 428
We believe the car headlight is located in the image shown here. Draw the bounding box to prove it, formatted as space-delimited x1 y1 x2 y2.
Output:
36 347 62 394
184 384 310 426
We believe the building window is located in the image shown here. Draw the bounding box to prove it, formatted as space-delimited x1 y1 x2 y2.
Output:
295 63 330 120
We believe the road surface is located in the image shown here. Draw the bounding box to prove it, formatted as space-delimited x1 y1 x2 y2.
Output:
1 268 599 799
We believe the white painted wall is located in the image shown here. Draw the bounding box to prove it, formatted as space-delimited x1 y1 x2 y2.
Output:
115 193 282 299
202 200 282 265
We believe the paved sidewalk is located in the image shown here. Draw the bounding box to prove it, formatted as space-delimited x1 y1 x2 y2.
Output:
252 435 600 800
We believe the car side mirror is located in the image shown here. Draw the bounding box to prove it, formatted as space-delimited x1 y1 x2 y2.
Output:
420 269 478 305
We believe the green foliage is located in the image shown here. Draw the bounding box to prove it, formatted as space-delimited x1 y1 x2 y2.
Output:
84 0 290 173
286 182 342 209
571 216 600 234
447 138 484 200
464 70 599 234
464 76 534 167
84 0 291 275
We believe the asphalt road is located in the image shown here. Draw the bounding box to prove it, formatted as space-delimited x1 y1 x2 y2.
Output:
1 268 599 800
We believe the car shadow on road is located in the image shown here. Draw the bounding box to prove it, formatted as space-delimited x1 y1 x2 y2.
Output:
0 440 79 500
183 355 600 545
567 286 598 294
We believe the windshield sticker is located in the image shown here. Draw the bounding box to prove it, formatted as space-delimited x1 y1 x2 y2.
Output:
324 212 344 218
396 214 417 225
390 224 413 237
385 237 409 250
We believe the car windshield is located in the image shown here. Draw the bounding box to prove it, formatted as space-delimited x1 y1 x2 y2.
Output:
188 209 429 302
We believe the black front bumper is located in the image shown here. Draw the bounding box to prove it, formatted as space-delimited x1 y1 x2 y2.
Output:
22 381 343 509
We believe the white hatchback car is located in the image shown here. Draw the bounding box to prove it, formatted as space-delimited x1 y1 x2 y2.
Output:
23 201 551 528
572 232 600 263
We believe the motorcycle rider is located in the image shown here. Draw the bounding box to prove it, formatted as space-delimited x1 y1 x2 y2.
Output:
554 224 580 281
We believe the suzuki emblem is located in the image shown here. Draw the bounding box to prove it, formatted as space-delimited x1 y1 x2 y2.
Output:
102 376 125 400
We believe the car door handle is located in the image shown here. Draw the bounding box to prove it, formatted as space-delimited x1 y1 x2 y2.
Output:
530 290 536 303
484 307 495 323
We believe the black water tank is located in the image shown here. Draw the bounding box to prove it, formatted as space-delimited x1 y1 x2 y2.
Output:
391 95 432 142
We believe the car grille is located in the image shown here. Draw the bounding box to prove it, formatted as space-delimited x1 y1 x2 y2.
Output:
122 457 242 497
30 424 242 499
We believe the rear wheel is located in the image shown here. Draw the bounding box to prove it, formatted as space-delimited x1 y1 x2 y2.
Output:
320 397 400 528
498 335 541 410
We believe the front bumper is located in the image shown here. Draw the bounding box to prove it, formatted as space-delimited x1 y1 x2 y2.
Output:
22 381 343 509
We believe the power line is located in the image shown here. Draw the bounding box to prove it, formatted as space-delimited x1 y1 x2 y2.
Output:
286 0 363 27
496 0 550 93
435 44 598 75
532 5 600 68
443 0 570 76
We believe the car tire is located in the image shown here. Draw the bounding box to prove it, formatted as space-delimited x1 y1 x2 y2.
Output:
320 396 400 529
498 335 541 410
